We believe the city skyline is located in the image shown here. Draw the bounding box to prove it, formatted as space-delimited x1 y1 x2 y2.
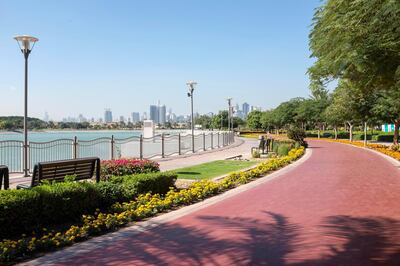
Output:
55 99 255 124
0 0 320 120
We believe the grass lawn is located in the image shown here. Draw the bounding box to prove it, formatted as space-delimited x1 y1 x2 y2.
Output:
175 160 258 180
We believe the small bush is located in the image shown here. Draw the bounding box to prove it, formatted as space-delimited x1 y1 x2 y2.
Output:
287 127 307 147
101 158 160 180
252 150 260 158
277 144 290 156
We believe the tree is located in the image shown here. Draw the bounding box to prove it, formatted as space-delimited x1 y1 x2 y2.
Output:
212 111 228 129
246 110 263 130
195 115 213 129
373 88 400 144
309 0 400 91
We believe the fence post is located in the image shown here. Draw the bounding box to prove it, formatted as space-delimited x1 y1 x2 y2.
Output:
73 136 78 159
203 133 206 151
140 135 143 160
178 133 181 155
211 132 213 149
161 133 165 158
110 135 115 160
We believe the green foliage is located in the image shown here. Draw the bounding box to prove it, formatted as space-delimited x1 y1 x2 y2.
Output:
0 172 177 239
110 172 177 197
0 116 47 130
287 127 307 147
246 110 263 129
277 144 290 156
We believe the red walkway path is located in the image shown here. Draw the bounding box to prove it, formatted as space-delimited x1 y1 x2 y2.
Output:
39 141 400 265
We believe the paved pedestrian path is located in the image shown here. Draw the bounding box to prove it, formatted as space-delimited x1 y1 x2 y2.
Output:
22 140 400 265
157 137 258 171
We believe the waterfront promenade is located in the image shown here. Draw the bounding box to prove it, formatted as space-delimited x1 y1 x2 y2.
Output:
21 140 400 265
8 137 257 188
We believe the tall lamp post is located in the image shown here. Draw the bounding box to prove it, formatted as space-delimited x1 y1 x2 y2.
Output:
207 112 214 131
187 81 197 153
227 98 232 131
14 35 39 177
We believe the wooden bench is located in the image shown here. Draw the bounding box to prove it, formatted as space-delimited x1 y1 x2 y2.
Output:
17 157 100 189
0 165 9 190
225 154 243 160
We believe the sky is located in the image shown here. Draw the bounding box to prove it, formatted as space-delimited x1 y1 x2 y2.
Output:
0 0 321 121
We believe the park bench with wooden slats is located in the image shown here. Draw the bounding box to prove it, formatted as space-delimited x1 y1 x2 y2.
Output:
16 157 100 189
0 165 9 190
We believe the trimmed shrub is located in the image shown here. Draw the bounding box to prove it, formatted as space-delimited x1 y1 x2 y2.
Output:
373 134 394 142
101 159 160 180
111 171 177 197
0 190 41 239
0 171 176 240
34 182 101 225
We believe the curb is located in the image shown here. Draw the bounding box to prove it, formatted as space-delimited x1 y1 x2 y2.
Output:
20 148 312 266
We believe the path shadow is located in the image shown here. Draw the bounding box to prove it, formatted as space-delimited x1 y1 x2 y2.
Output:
55 213 400 265
58 212 302 265
294 216 400 266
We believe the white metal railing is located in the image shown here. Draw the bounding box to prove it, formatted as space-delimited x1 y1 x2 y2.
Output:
0 131 235 173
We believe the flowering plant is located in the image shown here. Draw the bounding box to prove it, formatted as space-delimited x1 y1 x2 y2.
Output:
101 159 159 180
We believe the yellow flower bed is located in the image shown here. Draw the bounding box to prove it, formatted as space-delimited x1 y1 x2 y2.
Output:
309 138 400 161
0 147 305 263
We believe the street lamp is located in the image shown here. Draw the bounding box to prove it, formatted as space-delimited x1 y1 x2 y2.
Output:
14 35 39 177
207 112 214 131
187 81 197 153
227 98 232 131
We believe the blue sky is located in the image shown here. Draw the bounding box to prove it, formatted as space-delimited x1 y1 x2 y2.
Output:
0 0 321 121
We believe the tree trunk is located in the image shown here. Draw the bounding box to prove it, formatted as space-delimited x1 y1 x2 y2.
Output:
317 129 320 139
348 122 353 142
394 119 400 145
364 122 367 147
334 126 338 140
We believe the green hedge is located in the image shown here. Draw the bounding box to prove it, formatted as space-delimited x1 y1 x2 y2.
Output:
373 134 394 142
0 172 177 239
272 140 295 156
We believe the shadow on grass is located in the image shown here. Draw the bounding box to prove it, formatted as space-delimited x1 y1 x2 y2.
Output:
176 171 201 175
55 213 400 265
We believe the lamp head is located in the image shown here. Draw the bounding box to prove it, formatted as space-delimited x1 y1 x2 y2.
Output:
14 35 39 54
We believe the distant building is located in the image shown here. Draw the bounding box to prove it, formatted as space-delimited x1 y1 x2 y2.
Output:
242 102 250 117
78 114 86 123
119 116 125 123
131 112 140 123
159 105 167 125
150 105 159 124
382 124 399 132
104 109 113 123
142 112 148 121
43 111 49 122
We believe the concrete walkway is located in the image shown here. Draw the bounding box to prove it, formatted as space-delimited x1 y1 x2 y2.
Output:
156 137 258 171
21 140 400 265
